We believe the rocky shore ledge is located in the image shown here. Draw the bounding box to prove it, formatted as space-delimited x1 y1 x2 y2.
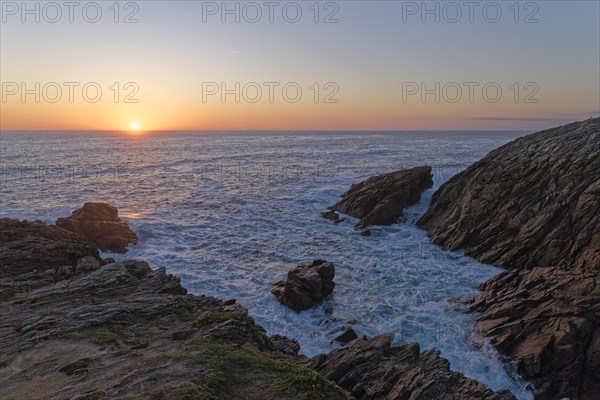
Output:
0 207 515 399
419 118 600 400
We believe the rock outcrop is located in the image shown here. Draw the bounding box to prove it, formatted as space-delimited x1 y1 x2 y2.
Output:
311 333 516 400
467 267 600 400
418 118 599 271
0 235 349 398
0 260 353 399
271 260 335 312
418 118 600 400
56 202 138 253
0 218 99 277
324 166 433 229
269 334 301 355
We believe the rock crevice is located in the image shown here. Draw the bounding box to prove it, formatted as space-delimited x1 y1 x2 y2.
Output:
418 118 600 400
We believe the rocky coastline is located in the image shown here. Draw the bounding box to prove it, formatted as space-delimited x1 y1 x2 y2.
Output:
1 118 597 399
1 206 514 399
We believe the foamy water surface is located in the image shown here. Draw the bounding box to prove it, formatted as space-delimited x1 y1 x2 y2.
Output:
0 131 533 399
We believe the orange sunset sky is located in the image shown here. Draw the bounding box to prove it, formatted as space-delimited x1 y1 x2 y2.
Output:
1 1 599 131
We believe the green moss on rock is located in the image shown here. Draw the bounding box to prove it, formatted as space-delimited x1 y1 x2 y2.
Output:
61 324 125 346
193 311 242 328
277 364 352 400
144 381 211 400
166 299 200 319
182 338 350 399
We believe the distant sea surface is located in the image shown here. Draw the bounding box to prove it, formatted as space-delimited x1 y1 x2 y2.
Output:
0 130 533 399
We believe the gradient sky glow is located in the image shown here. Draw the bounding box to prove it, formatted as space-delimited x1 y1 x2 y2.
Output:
1 0 599 131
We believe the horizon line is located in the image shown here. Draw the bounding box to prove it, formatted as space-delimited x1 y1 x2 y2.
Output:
0 128 537 133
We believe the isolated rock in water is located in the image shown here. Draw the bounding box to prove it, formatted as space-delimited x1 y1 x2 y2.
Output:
271 260 335 312
311 333 516 400
417 118 600 400
0 218 99 276
56 202 138 253
418 118 599 271
467 267 600 400
326 166 433 229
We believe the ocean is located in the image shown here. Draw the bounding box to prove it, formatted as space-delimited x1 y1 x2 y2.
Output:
0 130 533 399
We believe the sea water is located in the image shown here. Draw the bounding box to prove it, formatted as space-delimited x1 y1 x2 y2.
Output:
0 130 533 399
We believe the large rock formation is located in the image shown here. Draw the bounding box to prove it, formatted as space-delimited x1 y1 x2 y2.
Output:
324 166 433 229
56 202 138 253
418 118 600 400
0 260 349 398
418 119 599 271
272 260 335 312
311 333 516 400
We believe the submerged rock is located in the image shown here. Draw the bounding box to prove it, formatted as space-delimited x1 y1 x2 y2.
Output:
271 260 335 312
321 209 345 223
325 166 433 229
56 202 138 253
311 333 516 400
418 118 600 400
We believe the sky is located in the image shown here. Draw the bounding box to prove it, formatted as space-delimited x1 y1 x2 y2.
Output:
1 0 599 131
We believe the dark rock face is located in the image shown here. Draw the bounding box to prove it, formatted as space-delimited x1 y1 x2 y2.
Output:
0 218 99 276
325 166 433 229
56 202 138 253
271 260 335 312
311 333 516 400
467 267 600 400
418 118 599 271
418 118 600 400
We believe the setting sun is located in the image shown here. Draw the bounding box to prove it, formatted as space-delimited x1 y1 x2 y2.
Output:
131 122 139 130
